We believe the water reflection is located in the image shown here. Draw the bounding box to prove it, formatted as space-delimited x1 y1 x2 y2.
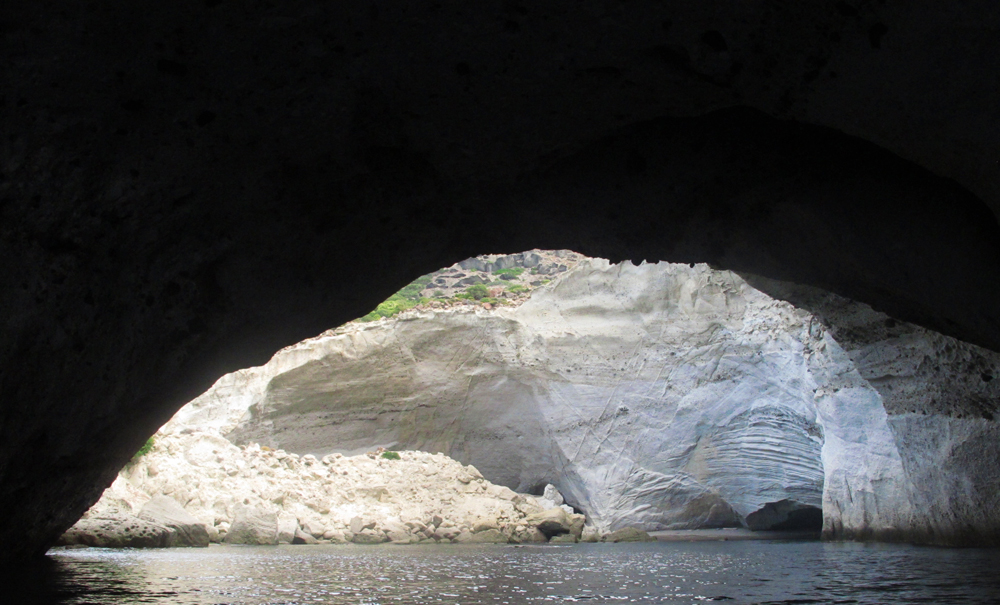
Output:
9 541 999 604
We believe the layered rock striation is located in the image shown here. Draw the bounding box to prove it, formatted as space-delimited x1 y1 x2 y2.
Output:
76 255 1000 546
207 256 999 543
220 258 829 533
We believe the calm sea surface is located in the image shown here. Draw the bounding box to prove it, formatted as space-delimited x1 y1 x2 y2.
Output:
20 541 1000 604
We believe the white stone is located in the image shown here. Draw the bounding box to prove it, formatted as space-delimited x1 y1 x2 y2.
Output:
75 256 1000 545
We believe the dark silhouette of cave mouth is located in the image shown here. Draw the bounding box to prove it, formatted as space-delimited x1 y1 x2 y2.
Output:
527 483 549 497
771 507 823 532
4 105 998 563
746 500 824 533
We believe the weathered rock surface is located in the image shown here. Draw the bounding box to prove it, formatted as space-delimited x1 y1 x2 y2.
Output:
223 505 278 545
138 496 210 547
218 259 828 532
55 514 174 549
603 528 656 543
72 428 573 547
744 276 1000 544
6 0 1000 566
186 257 1000 544
525 508 581 539
62 255 1000 548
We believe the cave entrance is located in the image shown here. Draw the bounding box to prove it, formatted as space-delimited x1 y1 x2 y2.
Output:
745 500 824 533
91 249 832 544
72 250 836 539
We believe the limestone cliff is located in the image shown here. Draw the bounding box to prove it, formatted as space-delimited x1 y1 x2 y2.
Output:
129 255 1000 543
142 254 988 543
218 258 831 533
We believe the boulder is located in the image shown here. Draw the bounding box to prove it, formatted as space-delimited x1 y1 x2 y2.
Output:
352 529 388 544
580 526 601 543
292 528 319 544
550 533 578 544
223 505 278 545
322 529 348 542
382 519 412 542
433 526 461 541
276 513 299 544
350 516 375 534
469 529 509 543
56 513 174 548
515 527 549 543
455 528 508 543
543 484 564 506
138 495 210 547
472 517 499 533
485 485 518 501
603 527 655 543
299 516 325 538
526 507 572 538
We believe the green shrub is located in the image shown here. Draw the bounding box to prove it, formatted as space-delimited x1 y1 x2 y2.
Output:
135 436 155 458
358 274 435 321
126 436 155 467
465 284 489 300
359 297 413 322
506 285 528 293
493 267 525 277
381 451 401 460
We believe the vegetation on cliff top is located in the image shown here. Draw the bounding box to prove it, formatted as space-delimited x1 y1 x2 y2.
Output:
358 275 433 322
355 251 577 322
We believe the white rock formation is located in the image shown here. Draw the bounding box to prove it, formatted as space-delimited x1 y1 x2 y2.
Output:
83 254 1000 545
86 431 561 545
193 256 999 541
185 259 830 531
745 276 1000 543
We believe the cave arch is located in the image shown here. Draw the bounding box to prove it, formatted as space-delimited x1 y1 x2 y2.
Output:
3 2 1000 564
3 105 999 564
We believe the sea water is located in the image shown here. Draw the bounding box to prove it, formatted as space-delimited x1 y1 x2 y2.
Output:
23 540 1000 604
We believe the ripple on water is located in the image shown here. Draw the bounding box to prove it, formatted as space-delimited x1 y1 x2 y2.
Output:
14 541 998 604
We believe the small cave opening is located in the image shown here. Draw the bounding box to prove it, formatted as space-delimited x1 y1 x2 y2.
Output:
526 483 549 497
745 500 823 533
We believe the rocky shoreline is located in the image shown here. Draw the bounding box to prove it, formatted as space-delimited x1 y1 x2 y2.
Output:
58 432 652 548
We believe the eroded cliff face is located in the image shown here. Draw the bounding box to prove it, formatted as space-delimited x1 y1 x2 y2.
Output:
162 257 999 543
6 1 1000 564
746 277 1000 544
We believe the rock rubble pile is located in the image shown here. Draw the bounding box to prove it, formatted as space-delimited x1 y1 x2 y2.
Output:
61 428 653 547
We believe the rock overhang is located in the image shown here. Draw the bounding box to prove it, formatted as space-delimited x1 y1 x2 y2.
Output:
1 1 1000 565
183 257 997 540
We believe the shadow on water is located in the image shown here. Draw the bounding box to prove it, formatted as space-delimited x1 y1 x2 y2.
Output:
2 553 138 604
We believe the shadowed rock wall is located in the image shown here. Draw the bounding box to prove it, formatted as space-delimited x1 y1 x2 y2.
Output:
2 1 1000 562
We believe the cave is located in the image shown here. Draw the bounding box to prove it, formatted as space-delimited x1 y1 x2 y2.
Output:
2 1 1000 568
746 500 824 533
